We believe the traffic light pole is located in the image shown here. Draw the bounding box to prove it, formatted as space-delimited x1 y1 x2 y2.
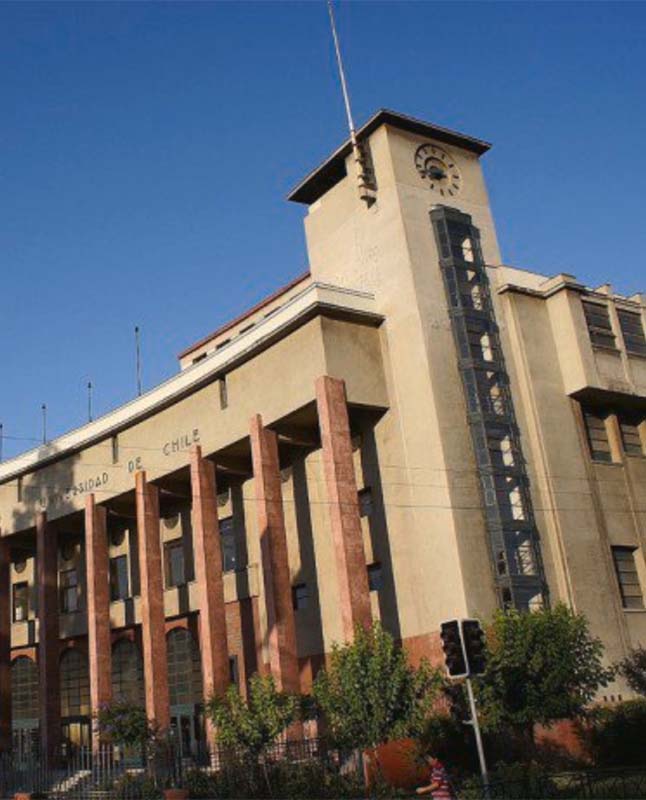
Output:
465 676 489 794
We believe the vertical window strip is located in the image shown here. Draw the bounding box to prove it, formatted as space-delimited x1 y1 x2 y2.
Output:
618 309 646 356
611 546 644 609
583 301 615 349
582 410 613 462
619 416 644 456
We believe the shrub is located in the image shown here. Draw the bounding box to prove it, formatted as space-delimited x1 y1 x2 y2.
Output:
618 646 646 696
476 604 614 743
112 772 160 800
96 702 153 749
206 673 299 759
584 698 646 767
313 621 443 751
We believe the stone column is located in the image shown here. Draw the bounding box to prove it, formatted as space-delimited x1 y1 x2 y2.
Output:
315 375 371 641
0 537 11 753
190 447 229 732
135 471 170 730
85 494 111 749
36 511 61 760
249 415 299 693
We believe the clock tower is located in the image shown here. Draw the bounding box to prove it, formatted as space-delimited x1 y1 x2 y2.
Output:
289 110 547 629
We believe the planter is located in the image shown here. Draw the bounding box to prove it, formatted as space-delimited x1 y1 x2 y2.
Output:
163 789 188 800
364 738 430 791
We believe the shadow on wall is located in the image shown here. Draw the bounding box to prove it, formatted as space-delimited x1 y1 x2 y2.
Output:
292 456 325 662
11 443 82 535
360 419 402 642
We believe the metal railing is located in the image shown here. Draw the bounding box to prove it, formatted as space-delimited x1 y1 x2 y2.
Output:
463 768 646 800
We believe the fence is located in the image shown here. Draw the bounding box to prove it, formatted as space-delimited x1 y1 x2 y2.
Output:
465 768 646 800
0 741 183 799
0 737 362 799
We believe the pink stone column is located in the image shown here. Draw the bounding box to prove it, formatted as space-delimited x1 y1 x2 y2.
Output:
0 537 11 753
190 447 229 737
249 415 299 694
85 494 111 749
36 511 61 760
315 376 372 642
135 471 170 730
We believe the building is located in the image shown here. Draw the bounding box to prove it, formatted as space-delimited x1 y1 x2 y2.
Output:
0 109 645 759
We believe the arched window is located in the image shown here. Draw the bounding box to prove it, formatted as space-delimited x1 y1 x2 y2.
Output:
111 639 145 707
11 657 39 721
166 628 202 707
60 649 90 717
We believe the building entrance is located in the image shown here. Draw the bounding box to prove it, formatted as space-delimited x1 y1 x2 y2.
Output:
170 704 204 760
62 717 91 752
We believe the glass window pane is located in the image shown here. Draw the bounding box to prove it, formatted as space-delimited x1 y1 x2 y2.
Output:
165 540 185 587
220 518 236 572
13 582 29 622
111 640 144 706
60 649 90 717
167 629 203 707
110 555 130 601
11 657 39 721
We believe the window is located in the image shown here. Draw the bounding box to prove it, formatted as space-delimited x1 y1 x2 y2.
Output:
220 517 236 572
110 556 130 601
582 409 613 463
219 376 228 409
619 415 644 456
60 569 80 613
358 487 373 518
583 301 615 349
229 655 239 688
367 562 383 592
111 435 119 464
292 583 308 611
112 640 144 706
11 657 39 721
167 629 203 707
60 649 90 717
192 353 207 365
164 540 186 588
12 582 28 622
611 546 644 610
618 309 646 356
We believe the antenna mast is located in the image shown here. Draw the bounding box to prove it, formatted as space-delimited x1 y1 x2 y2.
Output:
135 326 143 397
326 0 375 205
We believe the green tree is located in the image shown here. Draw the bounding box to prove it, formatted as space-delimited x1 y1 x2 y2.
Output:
476 604 614 742
618 646 646 696
96 702 153 748
206 673 299 758
312 621 442 751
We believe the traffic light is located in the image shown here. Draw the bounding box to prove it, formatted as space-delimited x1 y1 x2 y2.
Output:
440 620 467 677
462 619 487 676
444 682 469 722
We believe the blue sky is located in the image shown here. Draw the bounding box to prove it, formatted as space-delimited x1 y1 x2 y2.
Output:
2 1 645 459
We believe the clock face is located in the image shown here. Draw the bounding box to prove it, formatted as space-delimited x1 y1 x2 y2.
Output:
414 143 462 197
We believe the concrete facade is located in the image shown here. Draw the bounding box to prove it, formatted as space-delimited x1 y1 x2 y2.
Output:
0 110 645 755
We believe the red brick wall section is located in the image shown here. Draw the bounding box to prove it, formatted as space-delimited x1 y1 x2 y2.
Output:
249 415 300 694
135 471 171 730
85 494 112 748
0 538 10 752
36 511 61 760
315 376 371 642
190 447 229 710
